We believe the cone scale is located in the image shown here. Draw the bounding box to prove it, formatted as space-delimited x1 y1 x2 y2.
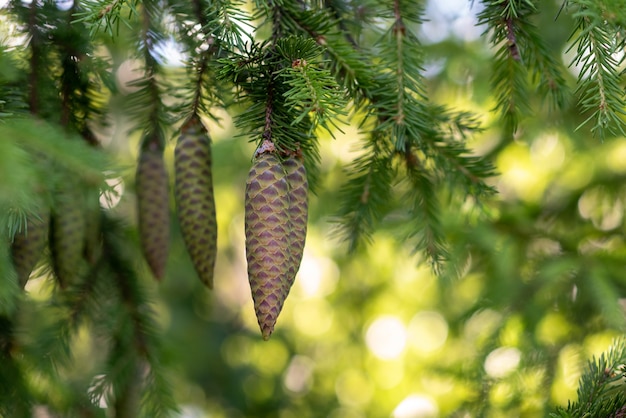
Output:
174 115 217 288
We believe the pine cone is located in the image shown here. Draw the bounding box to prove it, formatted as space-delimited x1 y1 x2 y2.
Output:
174 115 217 288
83 187 102 265
245 150 292 340
136 138 170 280
283 155 308 288
50 181 86 288
11 205 49 288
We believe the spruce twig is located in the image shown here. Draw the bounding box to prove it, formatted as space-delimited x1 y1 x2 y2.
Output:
551 339 626 417
567 0 626 138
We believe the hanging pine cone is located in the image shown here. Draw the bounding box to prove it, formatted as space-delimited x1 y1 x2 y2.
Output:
136 136 170 280
245 146 292 340
83 186 102 265
11 204 50 288
174 115 217 288
50 179 86 288
283 153 308 289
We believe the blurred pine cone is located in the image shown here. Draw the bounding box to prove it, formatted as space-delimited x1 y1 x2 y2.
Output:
50 180 86 288
136 137 170 280
11 204 49 288
174 115 217 288
83 186 102 265
245 150 292 340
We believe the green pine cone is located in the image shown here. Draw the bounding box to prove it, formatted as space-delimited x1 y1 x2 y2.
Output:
11 205 50 288
50 181 86 288
136 139 170 280
283 155 308 288
245 151 292 340
174 115 217 288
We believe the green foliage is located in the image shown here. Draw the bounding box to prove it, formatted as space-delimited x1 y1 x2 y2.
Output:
2 0 626 416
567 0 626 138
551 339 626 417
478 0 568 133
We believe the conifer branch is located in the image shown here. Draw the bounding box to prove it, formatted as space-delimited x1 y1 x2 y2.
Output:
57 2 103 146
404 155 448 269
478 1 568 133
125 0 169 145
478 0 534 133
328 1 495 261
392 0 408 150
276 37 347 134
280 6 374 102
322 0 359 48
263 81 275 143
27 0 41 115
0 315 30 416
74 0 139 37
567 1 626 138
97 216 178 417
189 0 212 117
334 132 394 251
551 338 626 417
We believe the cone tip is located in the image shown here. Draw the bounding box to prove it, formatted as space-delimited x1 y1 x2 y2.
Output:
261 324 274 340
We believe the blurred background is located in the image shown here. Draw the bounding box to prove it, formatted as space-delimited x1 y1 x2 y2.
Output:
6 0 626 416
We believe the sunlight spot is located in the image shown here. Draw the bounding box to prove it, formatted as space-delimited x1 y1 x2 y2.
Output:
422 0 482 43
578 187 623 231
452 14 482 41
558 344 583 388
612 50 625 66
100 175 124 209
606 141 626 173
392 394 438 418
154 37 186 67
464 309 502 343
498 143 547 202
365 316 407 360
536 312 572 346
24 273 53 300
530 133 565 170
407 311 448 353
296 255 322 296
484 347 521 378
420 20 449 44
87 374 108 408
296 252 339 298
56 0 73 10
283 355 315 395
174 405 204 418
116 59 143 94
